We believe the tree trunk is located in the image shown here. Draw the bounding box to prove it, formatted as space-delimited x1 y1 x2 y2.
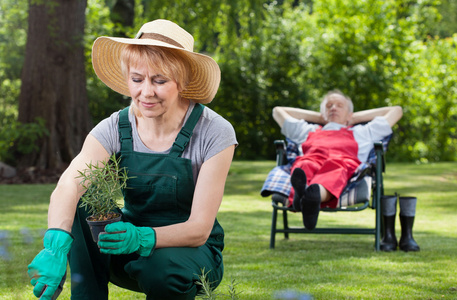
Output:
18 0 91 170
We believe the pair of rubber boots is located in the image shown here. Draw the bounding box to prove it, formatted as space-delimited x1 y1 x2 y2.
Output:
380 195 420 252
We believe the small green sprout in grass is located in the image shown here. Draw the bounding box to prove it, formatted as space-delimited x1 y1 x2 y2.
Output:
196 268 241 300
226 278 241 300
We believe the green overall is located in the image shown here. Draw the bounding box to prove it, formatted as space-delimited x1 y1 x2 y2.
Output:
70 104 224 300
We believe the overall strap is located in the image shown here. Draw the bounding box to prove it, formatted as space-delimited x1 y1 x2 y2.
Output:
118 107 133 152
169 103 204 158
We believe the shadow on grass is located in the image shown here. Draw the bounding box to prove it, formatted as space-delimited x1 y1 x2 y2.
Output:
222 213 457 299
218 207 457 256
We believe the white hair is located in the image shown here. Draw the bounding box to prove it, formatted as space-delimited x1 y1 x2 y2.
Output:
320 90 354 117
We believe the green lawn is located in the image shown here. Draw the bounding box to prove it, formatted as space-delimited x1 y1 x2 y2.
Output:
1 160 457 299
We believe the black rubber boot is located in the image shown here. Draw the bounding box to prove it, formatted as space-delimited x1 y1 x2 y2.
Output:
380 215 397 251
399 197 420 252
399 215 420 251
380 195 398 252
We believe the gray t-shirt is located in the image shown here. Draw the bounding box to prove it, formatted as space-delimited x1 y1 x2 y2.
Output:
90 101 238 183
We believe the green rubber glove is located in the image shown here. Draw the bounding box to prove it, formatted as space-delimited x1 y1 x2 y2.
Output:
98 222 156 256
27 229 74 299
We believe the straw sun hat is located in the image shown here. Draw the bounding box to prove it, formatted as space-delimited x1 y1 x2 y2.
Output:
92 19 221 104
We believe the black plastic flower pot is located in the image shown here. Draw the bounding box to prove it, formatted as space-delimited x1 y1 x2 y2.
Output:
86 213 122 243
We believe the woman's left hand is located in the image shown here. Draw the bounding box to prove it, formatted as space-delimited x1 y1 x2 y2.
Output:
98 222 156 256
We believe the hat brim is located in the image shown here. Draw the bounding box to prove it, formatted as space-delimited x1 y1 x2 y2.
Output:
92 36 221 104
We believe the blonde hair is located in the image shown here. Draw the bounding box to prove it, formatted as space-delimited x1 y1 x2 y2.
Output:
120 45 191 117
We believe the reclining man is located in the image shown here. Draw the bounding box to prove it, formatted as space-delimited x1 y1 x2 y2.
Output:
272 90 403 230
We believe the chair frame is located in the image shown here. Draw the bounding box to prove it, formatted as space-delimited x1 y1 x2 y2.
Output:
269 140 386 251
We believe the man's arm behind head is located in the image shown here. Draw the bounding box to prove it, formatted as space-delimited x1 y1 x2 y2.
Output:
350 106 403 127
273 106 325 128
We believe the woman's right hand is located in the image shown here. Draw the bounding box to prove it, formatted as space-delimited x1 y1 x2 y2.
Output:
27 229 73 299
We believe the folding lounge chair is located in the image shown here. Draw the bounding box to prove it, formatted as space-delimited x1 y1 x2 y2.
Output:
261 134 392 251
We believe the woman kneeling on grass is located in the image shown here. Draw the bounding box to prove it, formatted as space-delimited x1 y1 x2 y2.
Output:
27 19 237 300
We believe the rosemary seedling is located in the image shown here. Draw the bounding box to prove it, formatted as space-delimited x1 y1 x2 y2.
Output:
77 154 130 221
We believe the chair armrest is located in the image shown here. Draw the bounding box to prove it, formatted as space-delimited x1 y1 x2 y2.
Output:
274 140 287 166
271 192 289 206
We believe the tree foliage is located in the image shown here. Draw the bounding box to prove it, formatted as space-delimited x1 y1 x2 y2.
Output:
0 0 456 165
0 0 28 129
391 36 457 162
129 0 456 162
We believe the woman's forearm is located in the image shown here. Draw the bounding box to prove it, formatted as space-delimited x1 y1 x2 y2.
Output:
47 163 88 231
48 183 80 231
48 134 110 231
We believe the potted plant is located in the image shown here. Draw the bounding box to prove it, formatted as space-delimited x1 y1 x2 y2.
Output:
77 154 130 243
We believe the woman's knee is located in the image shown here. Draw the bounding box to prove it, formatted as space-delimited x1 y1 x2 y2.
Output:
125 246 223 299
125 252 198 299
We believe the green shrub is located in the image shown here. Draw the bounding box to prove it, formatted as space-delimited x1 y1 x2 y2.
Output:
0 118 49 165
